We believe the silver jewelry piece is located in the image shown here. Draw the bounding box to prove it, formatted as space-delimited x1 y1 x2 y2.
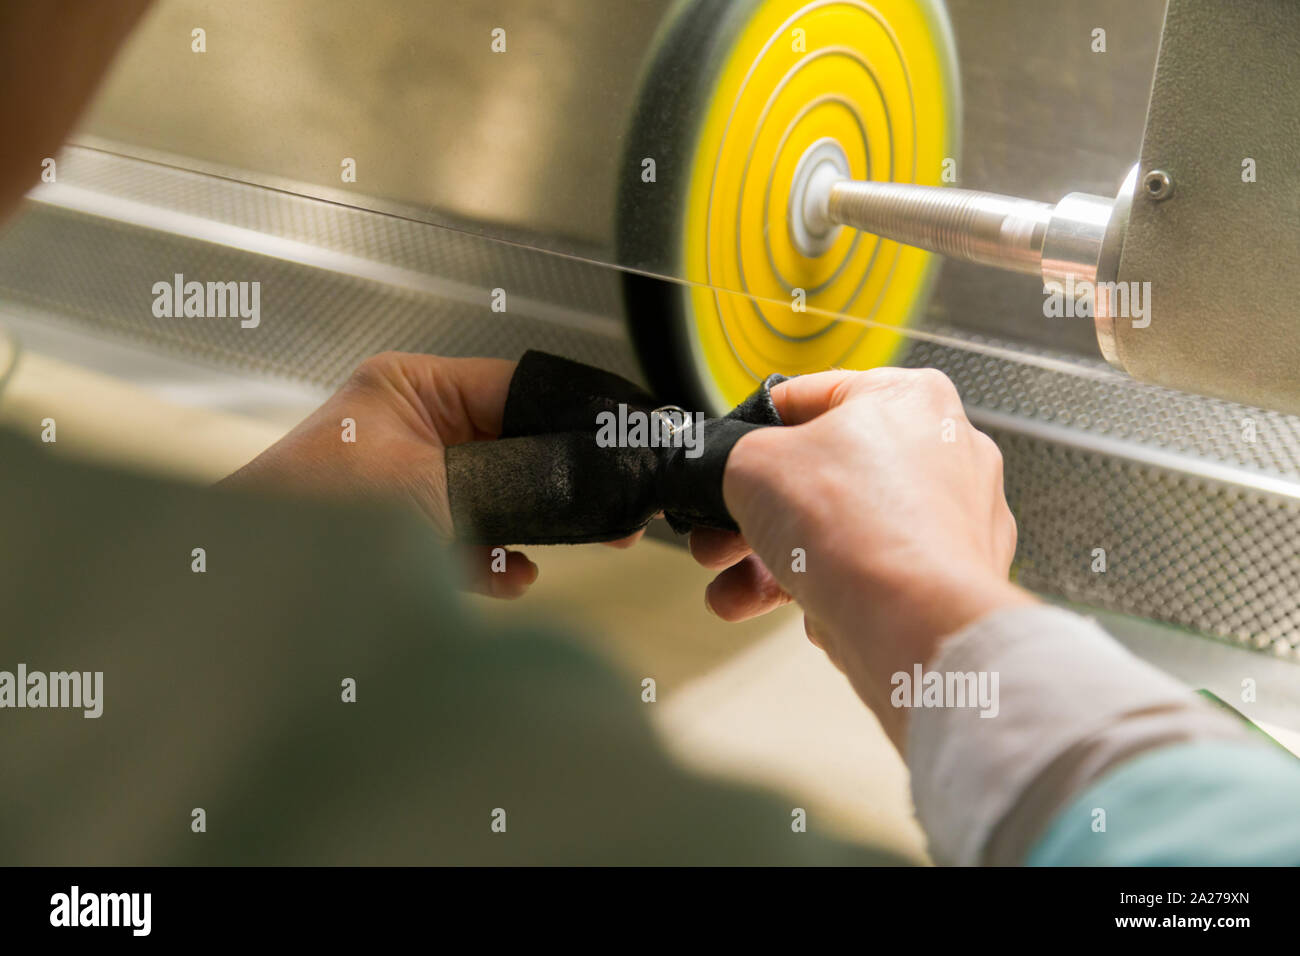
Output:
651 405 692 436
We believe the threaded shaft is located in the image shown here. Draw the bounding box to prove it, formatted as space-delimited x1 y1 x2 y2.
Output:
826 181 1055 276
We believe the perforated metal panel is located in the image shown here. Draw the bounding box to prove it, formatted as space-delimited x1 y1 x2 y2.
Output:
905 336 1300 657
0 148 638 389
905 338 1300 476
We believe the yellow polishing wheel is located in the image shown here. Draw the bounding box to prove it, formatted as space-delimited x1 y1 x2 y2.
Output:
619 0 960 413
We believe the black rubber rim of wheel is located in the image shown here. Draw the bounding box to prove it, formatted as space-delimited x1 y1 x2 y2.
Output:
616 0 756 414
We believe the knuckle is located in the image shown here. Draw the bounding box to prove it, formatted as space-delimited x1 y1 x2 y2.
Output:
827 373 863 409
1002 507 1019 563
367 349 407 369
837 366 957 410
976 429 1003 462
841 365 908 394
912 366 959 399
349 351 402 389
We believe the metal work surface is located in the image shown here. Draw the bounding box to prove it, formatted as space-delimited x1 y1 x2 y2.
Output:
1 0 1296 661
0 148 639 390
1115 0 1300 410
929 0 1164 354
2 146 1299 659
76 0 1166 354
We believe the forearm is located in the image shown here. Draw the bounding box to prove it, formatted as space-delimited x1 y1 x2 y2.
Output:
904 604 1286 865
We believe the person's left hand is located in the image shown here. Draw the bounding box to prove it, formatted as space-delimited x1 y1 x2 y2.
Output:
221 351 641 598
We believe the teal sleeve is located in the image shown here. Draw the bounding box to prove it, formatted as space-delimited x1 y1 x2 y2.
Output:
1026 740 1300 865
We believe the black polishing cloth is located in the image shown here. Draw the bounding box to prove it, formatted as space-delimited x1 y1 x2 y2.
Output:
446 351 786 545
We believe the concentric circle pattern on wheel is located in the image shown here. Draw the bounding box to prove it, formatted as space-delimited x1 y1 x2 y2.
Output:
621 0 959 412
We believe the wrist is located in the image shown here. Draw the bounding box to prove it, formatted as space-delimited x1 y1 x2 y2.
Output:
897 575 1038 665
829 573 1037 748
839 559 1034 658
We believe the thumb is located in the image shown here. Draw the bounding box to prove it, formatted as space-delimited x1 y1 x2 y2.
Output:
768 368 879 425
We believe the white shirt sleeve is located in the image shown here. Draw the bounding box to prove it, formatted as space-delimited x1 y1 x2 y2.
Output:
904 604 1253 865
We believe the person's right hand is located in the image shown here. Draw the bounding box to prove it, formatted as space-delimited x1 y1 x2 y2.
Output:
690 367 1035 749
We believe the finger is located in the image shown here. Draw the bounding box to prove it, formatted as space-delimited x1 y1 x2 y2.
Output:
463 546 539 599
704 554 793 622
770 366 964 426
768 369 865 425
1001 507 1018 569
688 526 752 570
603 527 646 549
604 510 665 549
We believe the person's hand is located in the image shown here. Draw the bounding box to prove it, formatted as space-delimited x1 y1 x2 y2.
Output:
690 367 1035 748
221 351 640 598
